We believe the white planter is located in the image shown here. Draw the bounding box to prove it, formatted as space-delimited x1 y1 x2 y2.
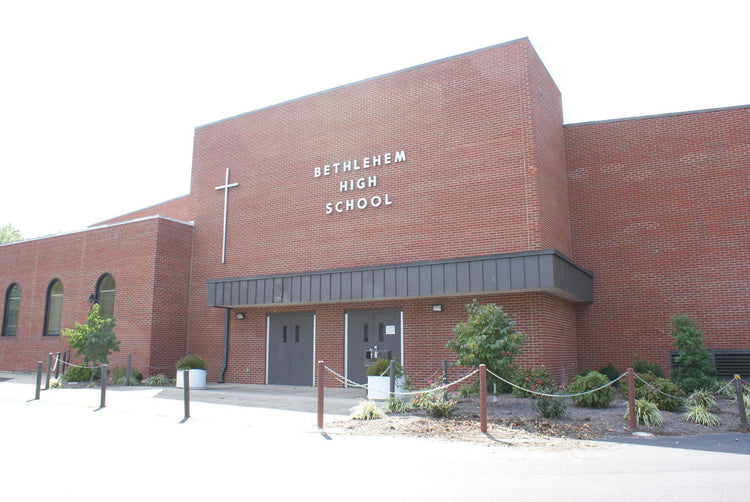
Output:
176 369 207 389
367 375 406 400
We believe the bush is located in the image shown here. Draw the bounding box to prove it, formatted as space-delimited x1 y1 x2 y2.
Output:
670 316 717 393
512 366 557 398
684 404 720 426
534 388 567 419
111 366 143 386
686 389 716 409
366 358 403 377
569 371 615 408
175 354 207 371
64 365 93 382
635 374 685 412
632 358 663 378
597 363 620 383
350 399 387 420
413 385 457 418
142 374 174 386
385 396 414 413
626 399 663 427
457 382 479 398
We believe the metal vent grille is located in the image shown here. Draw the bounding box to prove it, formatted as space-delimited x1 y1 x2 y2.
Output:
670 350 750 379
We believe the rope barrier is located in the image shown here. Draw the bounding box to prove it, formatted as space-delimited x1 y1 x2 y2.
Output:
397 369 480 397
323 366 368 389
486 368 627 398
634 373 686 401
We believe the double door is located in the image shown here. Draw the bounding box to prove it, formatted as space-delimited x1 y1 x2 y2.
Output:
267 312 314 386
346 308 402 385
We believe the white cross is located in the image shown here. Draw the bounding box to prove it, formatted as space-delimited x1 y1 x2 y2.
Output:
215 167 239 264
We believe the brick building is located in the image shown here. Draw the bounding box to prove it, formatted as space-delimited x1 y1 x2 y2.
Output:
1 38 748 385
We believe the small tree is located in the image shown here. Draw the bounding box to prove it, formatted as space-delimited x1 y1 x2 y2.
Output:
62 304 120 381
0 223 23 243
670 316 717 393
446 299 526 390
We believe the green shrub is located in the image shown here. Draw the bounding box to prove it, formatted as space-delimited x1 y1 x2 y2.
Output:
413 387 457 418
635 374 685 412
626 399 663 427
175 354 207 371
64 365 93 382
142 374 174 386
49 377 64 388
385 396 414 413
366 358 403 377
686 389 716 409
457 382 479 398
684 404 720 426
670 316 717 393
111 366 143 386
569 371 615 408
633 358 663 378
512 366 557 398
533 388 567 419
350 399 387 420
597 363 620 383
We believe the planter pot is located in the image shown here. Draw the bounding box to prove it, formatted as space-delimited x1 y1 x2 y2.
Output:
367 375 406 400
176 369 207 389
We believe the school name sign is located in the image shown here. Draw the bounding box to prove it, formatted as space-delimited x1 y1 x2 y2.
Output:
313 150 405 214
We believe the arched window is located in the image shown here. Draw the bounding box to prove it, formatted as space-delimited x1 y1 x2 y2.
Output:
44 279 63 336
96 274 115 318
2 284 20 337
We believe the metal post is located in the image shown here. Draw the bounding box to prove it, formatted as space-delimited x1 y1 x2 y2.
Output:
54 352 61 378
736 375 747 428
126 354 132 386
45 353 53 390
389 359 396 396
317 360 325 429
183 371 191 420
442 360 448 386
479 364 487 433
35 362 43 400
628 368 637 430
100 365 108 408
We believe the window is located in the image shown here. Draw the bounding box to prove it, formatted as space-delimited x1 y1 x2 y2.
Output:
44 279 63 336
2 284 20 336
95 274 115 318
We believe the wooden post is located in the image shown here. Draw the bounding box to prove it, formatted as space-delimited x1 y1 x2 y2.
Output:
736 375 747 428
317 361 325 429
100 365 108 409
628 367 637 431
479 364 487 433
35 362 43 400
183 371 191 421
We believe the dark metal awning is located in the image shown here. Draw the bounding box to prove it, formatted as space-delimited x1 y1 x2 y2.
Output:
206 249 593 308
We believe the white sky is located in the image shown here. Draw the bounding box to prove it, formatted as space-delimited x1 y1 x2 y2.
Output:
1 0 748 239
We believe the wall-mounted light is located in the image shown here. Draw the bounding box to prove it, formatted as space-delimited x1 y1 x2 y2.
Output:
87 294 98 306
236 312 245 320
431 304 443 312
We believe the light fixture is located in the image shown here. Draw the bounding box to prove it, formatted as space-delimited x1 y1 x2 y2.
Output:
431 304 443 312
236 313 245 320
87 294 98 305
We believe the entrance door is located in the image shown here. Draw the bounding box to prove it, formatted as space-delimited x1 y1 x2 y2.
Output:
346 308 402 385
267 312 315 386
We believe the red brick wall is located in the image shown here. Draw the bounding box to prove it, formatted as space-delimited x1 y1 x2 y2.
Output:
90 195 193 228
566 106 750 375
216 292 577 386
0 218 193 376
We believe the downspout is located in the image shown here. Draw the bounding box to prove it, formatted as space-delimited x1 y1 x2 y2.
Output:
219 307 230 383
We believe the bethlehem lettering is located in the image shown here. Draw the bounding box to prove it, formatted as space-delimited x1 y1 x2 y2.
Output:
314 150 405 214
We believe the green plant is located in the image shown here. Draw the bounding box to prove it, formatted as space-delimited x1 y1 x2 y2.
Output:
686 389 716 409
349 399 387 420
533 388 567 419
626 399 664 427
670 316 717 393
61 304 120 381
385 396 414 413
569 371 615 408
366 358 403 377
457 382 479 398
632 358 663 378
175 354 207 371
635 374 685 412
111 366 143 386
413 381 457 418
512 366 557 398
447 299 527 393
142 374 174 386
597 363 620 383
49 377 64 388
64 365 93 382
684 404 720 426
